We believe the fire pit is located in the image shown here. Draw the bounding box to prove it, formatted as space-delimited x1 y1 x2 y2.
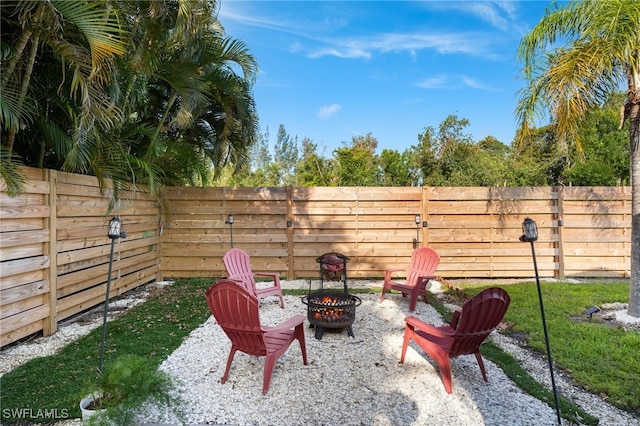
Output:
301 253 361 339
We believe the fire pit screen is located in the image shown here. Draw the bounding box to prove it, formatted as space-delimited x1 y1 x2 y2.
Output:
301 253 361 340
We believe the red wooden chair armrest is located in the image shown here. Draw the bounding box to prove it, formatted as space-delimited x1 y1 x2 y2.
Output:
404 316 454 337
263 314 305 332
254 272 279 278
384 268 407 280
417 274 436 281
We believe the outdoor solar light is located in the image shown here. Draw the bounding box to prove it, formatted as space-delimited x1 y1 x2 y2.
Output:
520 217 561 425
108 216 122 239
520 217 538 242
414 214 421 249
225 213 234 248
99 216 127 372
585 305 601 321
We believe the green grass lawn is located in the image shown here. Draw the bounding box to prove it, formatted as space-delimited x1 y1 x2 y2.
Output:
0 278 637 424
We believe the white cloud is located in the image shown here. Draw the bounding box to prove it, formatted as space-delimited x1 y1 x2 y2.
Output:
422 1 522 33
417 75 451 89
460 76 500 91
308 32 493 60
318 104 342 119
418 74 500 91
220 2 516 61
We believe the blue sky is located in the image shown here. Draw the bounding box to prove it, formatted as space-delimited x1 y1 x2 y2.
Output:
219 1 556 155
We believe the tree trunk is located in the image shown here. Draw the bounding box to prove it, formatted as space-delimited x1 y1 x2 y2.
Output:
630 103 640 317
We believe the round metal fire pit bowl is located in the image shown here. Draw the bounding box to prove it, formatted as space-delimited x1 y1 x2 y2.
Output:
301 291 362 339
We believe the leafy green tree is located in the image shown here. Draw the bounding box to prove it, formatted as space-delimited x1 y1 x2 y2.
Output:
512 124 567 185
477 136 510 156
412 125 441 185
274 124 298 186
296 137 332 186
379 149 414 186
2 0 259 203
110 0 258 191
250 128 273 172
516 0 640 316
1 0 127 195
333 133 382 186
562 93 630 185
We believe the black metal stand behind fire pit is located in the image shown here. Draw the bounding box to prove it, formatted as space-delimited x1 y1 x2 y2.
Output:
301 253 361 340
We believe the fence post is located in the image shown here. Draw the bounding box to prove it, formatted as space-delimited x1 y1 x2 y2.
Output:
422 187 430 246
43 169 58 336
286 186 294 280
555 186 565 279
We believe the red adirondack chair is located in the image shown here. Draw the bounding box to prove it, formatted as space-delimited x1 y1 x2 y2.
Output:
400 286 511 393
205 279 308 394
379 247 440 312
223 248 285 308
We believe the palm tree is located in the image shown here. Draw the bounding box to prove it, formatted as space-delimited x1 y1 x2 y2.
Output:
1 0 127 194
2 0 258 203
107 0 258 192
516 0 640 316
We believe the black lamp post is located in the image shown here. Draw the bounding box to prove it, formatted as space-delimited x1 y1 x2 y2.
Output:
98 216 127 373
225 213 234 248
520 217 561 424
413 214 421 249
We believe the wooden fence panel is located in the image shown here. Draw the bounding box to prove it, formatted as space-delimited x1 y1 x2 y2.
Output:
55 171 161 324
560 187 631 277
1 168 51 346
425 187 558 278
290 187 423 279
1 168 161 347
161 187 289 278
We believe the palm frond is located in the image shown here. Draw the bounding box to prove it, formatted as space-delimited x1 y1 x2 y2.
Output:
0 145 26 196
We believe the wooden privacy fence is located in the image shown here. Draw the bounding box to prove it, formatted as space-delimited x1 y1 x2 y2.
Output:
1 168 161 347
1 166 632 346
162 185 631 279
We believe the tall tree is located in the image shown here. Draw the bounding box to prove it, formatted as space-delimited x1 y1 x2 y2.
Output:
250 128 273 172
333 133 382 186
1 0 259 202
296 137 331 186
516 0 640 316
412 126 439 186
274 124 298 186
380 149 414 186
562 92 630 185
1 0 127 195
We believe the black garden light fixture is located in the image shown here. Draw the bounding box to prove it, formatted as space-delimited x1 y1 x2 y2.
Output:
585 305 601 321
413 214 421 249
225 213 234 248
520 217 561 424
99 216 127 372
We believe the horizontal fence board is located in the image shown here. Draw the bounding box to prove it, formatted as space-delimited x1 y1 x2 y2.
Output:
0 230 49 248
1 317 46 347
0 304 49 336
0 256 50 279
0 218 45 233
0 244 44 262
0 280 49 307
427 186 555 200
1 292 47 319
0 203 50 219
